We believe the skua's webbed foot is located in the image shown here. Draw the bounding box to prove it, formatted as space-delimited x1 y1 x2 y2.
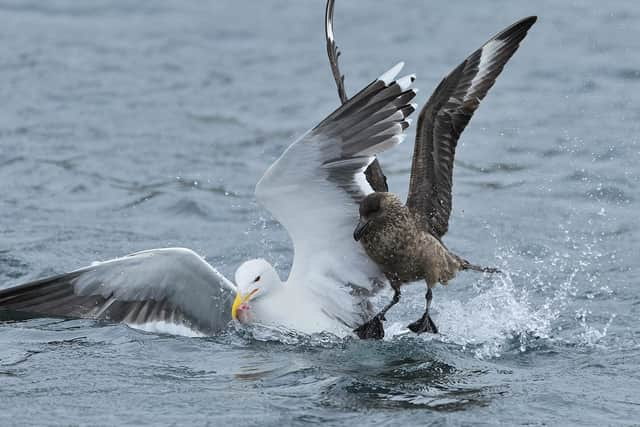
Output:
354 279 402 340
408 287 438 334
354 314 385 339
407 312 438 334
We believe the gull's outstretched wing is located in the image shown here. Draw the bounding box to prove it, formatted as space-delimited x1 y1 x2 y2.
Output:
256 63 417 327
0 248 236 335
406 16 536 238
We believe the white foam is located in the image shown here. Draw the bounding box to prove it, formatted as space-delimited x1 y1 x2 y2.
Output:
381 273 555 359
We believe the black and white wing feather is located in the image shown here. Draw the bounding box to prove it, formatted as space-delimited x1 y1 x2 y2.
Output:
0 248 236 335
325 0 389 192
256 63 417 327
406 16 536 238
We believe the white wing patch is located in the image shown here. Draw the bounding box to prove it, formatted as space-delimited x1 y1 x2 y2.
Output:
467 39 507 99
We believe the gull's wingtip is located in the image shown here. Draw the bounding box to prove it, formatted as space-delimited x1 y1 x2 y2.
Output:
379 61 405 85
397 74 416 91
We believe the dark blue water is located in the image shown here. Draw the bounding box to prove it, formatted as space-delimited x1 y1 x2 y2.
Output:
1 1 639 425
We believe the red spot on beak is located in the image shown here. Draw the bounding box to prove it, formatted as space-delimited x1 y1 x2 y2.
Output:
236 302 252 323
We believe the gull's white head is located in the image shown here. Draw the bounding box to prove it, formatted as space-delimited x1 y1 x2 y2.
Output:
232 258 281 324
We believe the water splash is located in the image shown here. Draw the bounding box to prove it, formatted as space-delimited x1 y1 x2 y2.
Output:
391 273 556 359
378 238 615 359
572 309 616 347
226 259 601 359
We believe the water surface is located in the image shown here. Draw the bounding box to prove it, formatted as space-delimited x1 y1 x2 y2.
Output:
1 1 639 425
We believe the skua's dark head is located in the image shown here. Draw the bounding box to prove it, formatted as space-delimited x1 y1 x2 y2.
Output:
353 192 400 241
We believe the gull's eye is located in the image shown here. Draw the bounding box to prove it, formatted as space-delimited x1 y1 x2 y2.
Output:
253 276 261 283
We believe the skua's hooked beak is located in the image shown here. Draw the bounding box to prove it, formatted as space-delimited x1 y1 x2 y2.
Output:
353 219 370 241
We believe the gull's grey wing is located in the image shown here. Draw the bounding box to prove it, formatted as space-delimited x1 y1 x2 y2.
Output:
324 0 388 192
406 16 536 238
0 248 236 335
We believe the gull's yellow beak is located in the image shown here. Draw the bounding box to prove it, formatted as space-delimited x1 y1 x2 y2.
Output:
231 288 260 320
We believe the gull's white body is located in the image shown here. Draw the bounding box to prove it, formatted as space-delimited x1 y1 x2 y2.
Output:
232 63 417 335
249 282 340 334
